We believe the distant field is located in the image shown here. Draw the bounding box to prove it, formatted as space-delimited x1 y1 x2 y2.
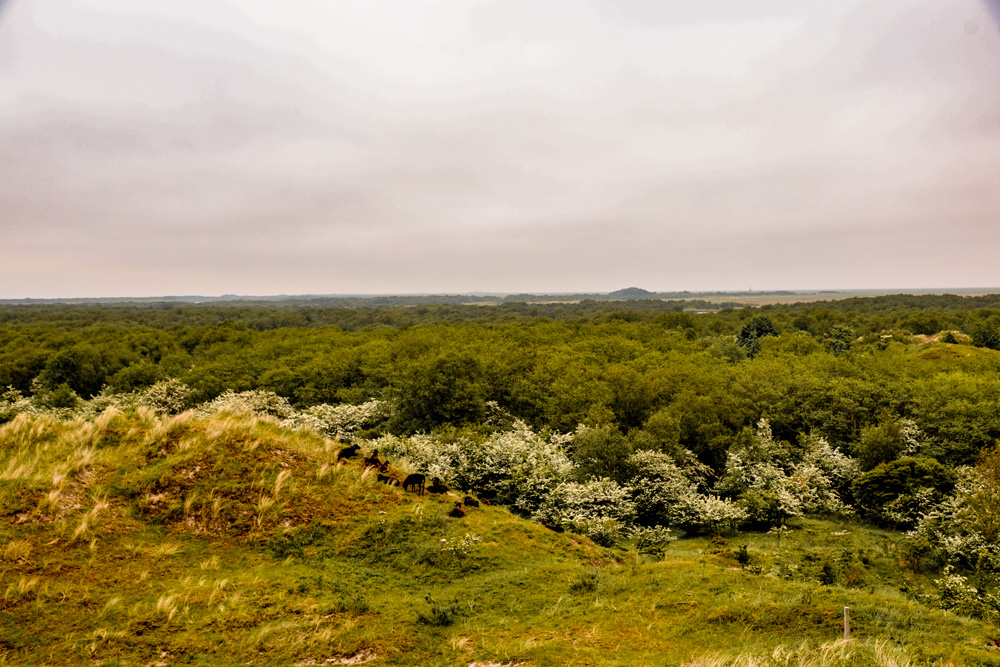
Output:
681 288 1000 307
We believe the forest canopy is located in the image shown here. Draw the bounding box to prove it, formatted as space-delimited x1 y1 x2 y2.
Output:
3 293 1000 468
5 293 1000 613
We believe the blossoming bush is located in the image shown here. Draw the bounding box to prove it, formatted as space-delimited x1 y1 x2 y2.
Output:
281 400 386 438
716 420 857 527
0 386 41 423
137 379 193 415
532 478 636 546
373 420 576 513
908 448 1000 592
931 566 1000 621
195 389 294 419
626 449 745 534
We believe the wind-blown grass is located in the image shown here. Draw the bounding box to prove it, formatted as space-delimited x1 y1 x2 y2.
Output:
1 411 998 666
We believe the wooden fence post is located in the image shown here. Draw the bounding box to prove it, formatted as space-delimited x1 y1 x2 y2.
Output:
843 606 850 641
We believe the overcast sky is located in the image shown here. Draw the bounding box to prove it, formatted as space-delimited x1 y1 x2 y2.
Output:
2 0 999 298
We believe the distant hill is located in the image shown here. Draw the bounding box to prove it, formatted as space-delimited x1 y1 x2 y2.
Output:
608 287 655 299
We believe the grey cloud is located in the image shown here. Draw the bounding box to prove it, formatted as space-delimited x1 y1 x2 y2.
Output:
2 0 999 297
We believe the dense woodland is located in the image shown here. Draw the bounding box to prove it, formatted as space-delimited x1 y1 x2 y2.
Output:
4 293 1000 632
3 295 1000 463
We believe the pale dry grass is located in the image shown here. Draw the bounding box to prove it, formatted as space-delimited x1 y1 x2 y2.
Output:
147 541 184 558
683 639 913 667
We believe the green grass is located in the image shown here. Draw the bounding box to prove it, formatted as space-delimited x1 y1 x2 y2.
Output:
2 411 999 666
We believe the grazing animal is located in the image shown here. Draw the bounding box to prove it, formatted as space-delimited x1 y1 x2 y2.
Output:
402 473 426 496
336 443 361 461
448 502 465 518
377 472 399 486
363 449 382 469
427 477 450 495
462 496 480 508
376 461 398 485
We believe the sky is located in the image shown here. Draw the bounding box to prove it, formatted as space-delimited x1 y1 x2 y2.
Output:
2 0 999 298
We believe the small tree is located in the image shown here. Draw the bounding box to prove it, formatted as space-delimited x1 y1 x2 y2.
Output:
971 322 1000 350
736 316 777 359
852 457 956 528
824 324 855 356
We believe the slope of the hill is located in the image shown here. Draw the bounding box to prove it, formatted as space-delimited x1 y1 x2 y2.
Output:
2 411 998 666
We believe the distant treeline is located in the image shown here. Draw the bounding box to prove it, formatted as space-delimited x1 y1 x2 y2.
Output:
2 292 1000 332
3 292 1000 475
0 286 794 307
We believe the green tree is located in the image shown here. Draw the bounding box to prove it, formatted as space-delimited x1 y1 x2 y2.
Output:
390 352 488 434
736 316 777 359
851 415 921 471
971 322 1000 350
852 457 956 528
824 324 855 356
37 346 106 397
571 424 635 483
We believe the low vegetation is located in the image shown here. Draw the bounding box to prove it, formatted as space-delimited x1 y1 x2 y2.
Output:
0 407 998 666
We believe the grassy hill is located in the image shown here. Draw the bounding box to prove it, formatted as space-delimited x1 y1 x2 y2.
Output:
2 410 999 666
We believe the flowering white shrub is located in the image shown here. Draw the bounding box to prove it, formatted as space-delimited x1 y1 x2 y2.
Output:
932 565 999 620
626 449 746 534
196 390 294 419
138 379 193 415
0 386 41 421
898 418 925 457
786 462 852 517
373 420 576 513
908 463 1000 579
281 400 386 438
370 432 456 482
675 493 749 535
715 420 856 526
799 433 859 495
532 478 636 545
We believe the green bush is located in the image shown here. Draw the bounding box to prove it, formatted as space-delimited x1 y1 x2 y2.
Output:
852 457 956 528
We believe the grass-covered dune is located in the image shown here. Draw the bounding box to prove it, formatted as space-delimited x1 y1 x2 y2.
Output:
2 410 999 666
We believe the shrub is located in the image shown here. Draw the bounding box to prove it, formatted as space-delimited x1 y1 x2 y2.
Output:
933 566 1000 620
716 421 855 528
374 420 575 513
139 379 193 414
628 525 676 558
852 457 956 528
281 400 386 438
908 449 1000 587
196 389 293 419
626 449 746 534
532 478 635 546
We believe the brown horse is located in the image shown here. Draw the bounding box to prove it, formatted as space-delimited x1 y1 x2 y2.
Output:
402 473 426 496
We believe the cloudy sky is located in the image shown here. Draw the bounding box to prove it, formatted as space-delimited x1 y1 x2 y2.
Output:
2 0 999 298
